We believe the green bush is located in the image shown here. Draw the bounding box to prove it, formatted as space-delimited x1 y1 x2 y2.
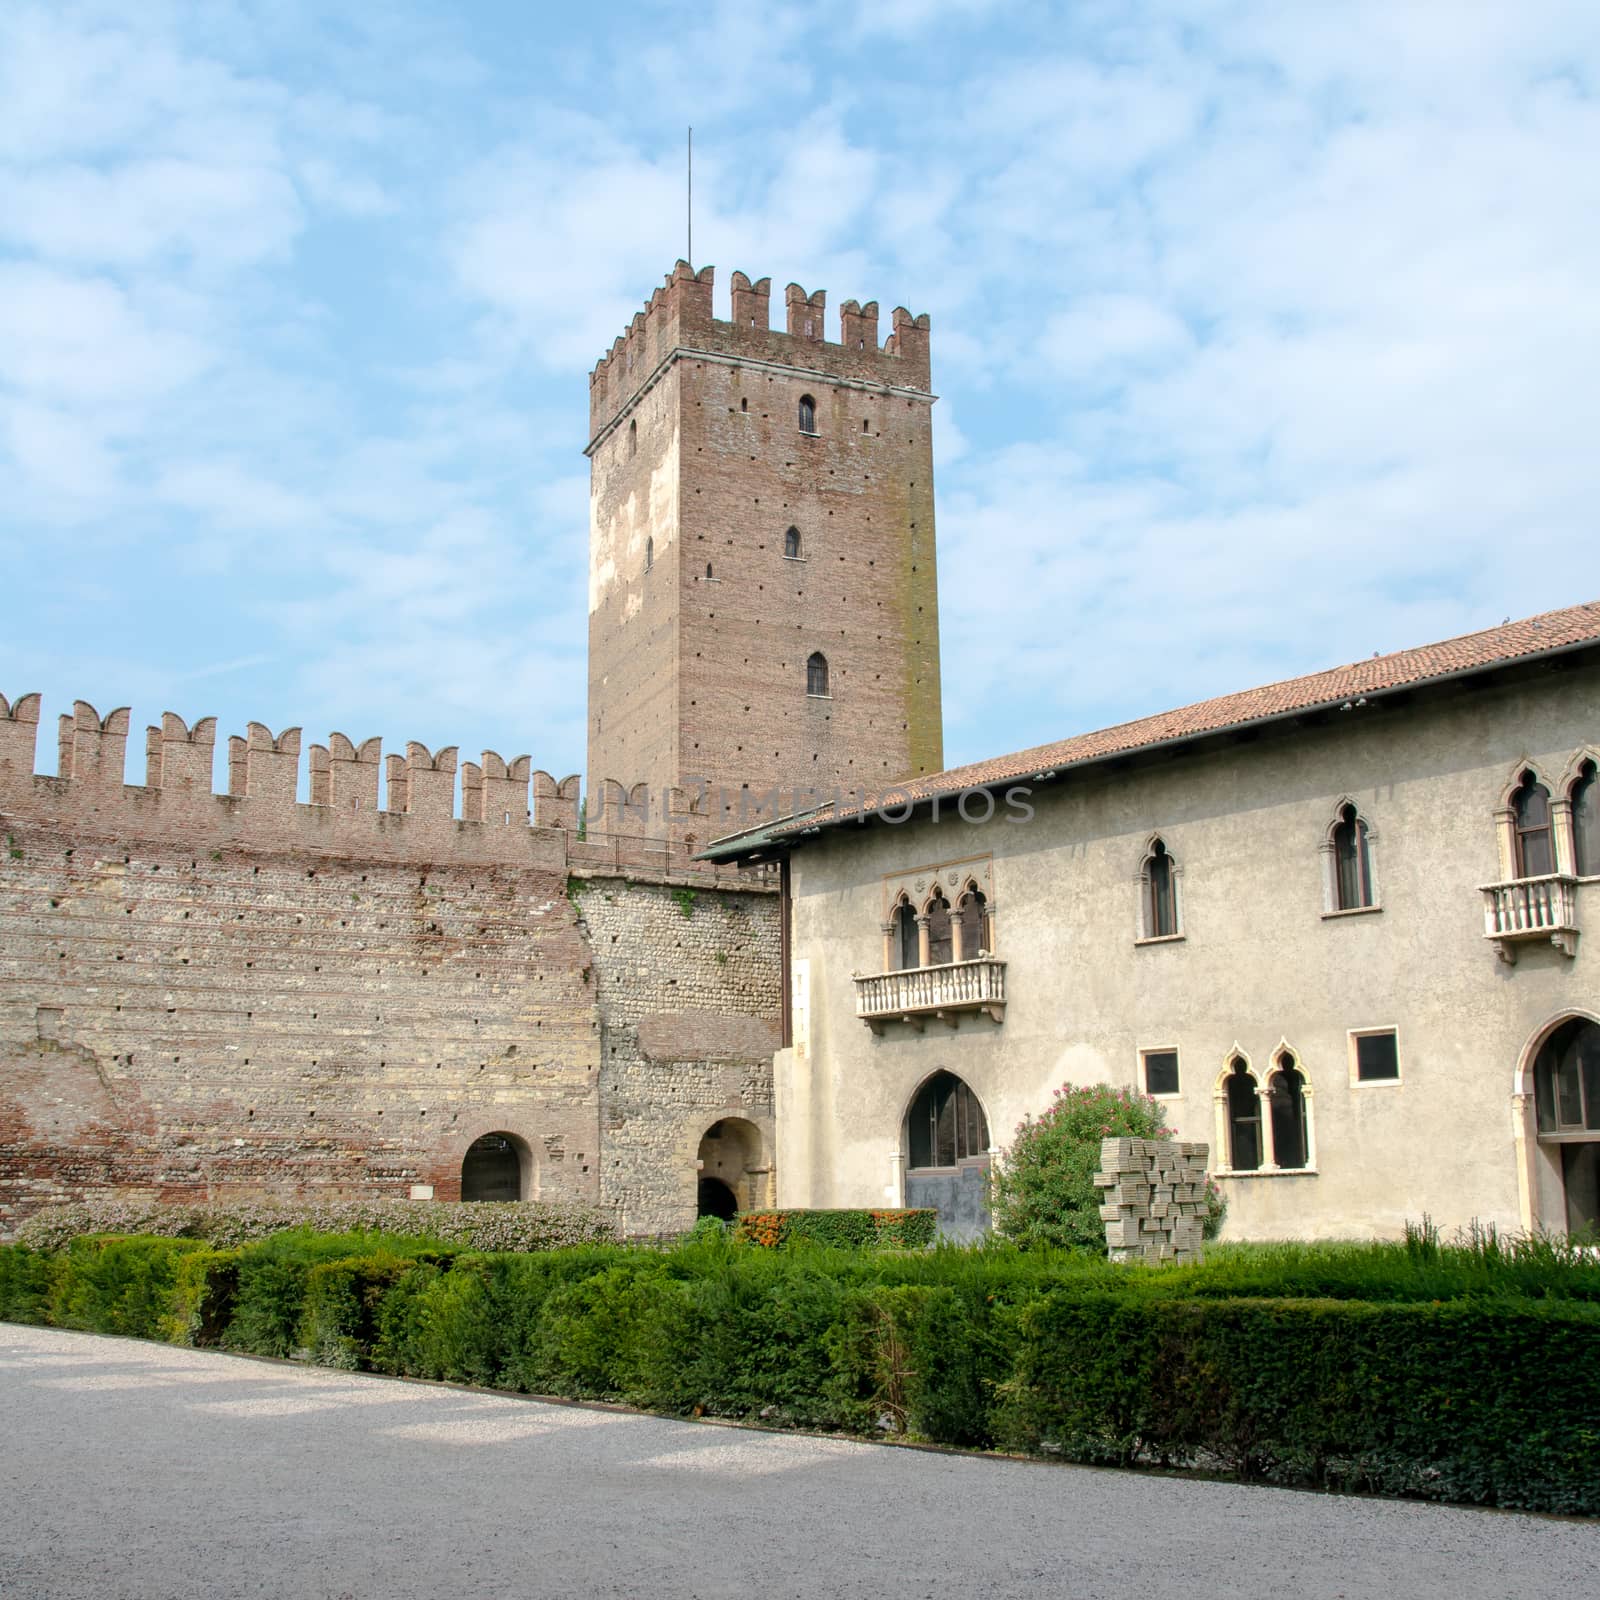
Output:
989 1082 1225 1250
46 1235 207 1340
734 1209 937 1250
0 1245 57 1324
10 1220 1600 1512
14 1198 616 1253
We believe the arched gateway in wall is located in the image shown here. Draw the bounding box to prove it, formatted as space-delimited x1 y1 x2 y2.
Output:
1521 1016 1600 1236
903 1071 992 1240
460 1132 529 1202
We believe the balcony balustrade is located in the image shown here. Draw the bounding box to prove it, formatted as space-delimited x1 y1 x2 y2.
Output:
854 957 1007 1033
1480 873 1579 962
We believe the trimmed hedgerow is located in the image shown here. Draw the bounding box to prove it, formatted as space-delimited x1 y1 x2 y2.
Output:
46 1235 208 1340
734 1209 937 1250
13 1198 616 1254
8 1226 1600 1513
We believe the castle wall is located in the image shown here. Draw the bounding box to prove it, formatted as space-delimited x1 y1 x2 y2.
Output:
580 879 780 1233
0 696 778 1235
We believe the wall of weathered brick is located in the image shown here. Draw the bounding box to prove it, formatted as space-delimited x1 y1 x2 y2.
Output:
585 262 944 825
579 877 780 1233
0 698 779 1236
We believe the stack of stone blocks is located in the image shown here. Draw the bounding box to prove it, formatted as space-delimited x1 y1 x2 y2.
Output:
1094 1138 1210 1264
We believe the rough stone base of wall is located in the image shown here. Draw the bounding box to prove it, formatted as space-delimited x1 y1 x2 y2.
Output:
1094 1137 1210 1264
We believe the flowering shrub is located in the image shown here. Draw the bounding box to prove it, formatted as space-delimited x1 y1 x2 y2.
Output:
989 1082 1225 1251
13 1198 617 1255
733 1209 937 1250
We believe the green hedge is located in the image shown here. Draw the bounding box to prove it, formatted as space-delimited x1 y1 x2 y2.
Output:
734 1209 937 1250
5 1230 1599 1513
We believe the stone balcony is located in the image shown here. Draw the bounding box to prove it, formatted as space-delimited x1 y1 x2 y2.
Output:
854 957 1007 1033
1481 873 1579 962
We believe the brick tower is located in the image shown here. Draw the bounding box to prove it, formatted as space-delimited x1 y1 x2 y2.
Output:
585 261 943 828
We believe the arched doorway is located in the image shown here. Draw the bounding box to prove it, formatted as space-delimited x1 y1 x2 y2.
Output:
1529 1017 1600 1236
697 1175 739 1220
903 1071 991 1240
696 1117 764 1217
460 1132 527 1202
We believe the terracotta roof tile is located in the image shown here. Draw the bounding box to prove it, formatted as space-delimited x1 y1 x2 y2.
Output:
756 599 1600 843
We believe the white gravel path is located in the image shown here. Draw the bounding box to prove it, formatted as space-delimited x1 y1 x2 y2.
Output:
2 1323 1594 1599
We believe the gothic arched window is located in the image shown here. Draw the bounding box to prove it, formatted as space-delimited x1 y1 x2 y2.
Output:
798 394 817 433
957 883 989 958
906 1071 989 1169
1513 770 1554 877
1267 1052 1309 1170
806 651 829 696
1332 803 1375 909
1142 838 1179 939
893 899 919 970
926 891 953 965
1225 1058 1262 1172
1571 760 1598 877
784 526 802 559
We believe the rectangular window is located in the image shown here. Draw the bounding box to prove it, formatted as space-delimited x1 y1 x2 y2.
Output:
1353 1029 1400 1083
1143 1050 1180 1096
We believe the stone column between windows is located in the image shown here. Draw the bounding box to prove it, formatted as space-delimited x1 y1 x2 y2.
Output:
1493 805 1517 880
1552 798 1577 875
950 914 965 964
916 914 931 967
881 921 895 974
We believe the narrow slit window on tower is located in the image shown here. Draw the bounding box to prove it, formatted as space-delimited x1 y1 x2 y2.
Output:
741 397 748 413
785 526 802 560
645 536 654 573
806 651 829 697
798 394 817 433
705 562 714 580
628 418 637 458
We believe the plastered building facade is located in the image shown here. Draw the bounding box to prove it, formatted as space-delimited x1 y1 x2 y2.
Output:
710 606 1600 1242
586 262 944 826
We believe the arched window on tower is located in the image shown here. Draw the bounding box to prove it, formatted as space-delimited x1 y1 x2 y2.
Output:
806 651 829 696
1332 803 1375 910
1224 1058 1263 1172
705 562 714 580
1140 838 1180 939
784 526 802 559
1267 1050 1309 1170
1571 760 1598 877
1513 770 1554 877
798 394 817 433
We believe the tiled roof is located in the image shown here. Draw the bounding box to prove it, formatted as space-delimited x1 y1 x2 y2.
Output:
704 599 1600 857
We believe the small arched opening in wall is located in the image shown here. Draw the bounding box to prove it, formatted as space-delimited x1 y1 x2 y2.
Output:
1514 1011 1600 1237
696 1116 765 1216
460 1131 532 1202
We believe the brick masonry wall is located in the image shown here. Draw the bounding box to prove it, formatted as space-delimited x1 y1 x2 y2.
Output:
578 877 780 1233
0 738 781 1236
585 263 943 821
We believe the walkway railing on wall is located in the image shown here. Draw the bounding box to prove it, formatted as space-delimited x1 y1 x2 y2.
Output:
1480 873 1579 962
854 957 1007 1032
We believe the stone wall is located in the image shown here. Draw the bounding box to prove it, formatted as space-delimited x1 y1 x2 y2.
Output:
0 701 781 1236
579 878 780 1233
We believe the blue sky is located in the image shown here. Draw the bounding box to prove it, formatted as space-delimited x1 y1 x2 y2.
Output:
2 0 1597 793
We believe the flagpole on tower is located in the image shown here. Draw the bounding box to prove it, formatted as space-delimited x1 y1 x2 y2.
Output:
687 125 693 267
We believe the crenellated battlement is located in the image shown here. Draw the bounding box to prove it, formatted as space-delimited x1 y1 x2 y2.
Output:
587 261 933 443
0 694 769 889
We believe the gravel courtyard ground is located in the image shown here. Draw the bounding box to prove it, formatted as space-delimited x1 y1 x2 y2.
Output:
3 1322 1595 1600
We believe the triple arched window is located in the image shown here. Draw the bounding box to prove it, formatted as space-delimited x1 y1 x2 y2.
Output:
1218 1050 1313 1174
886 878 995 971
